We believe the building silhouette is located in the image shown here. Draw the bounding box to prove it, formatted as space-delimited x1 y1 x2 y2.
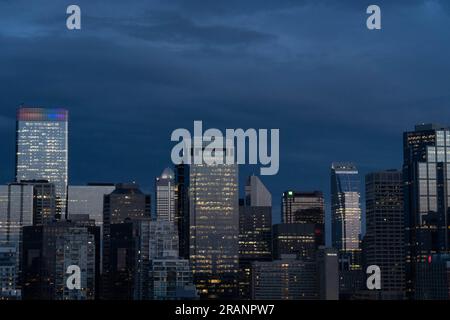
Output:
363 170 405 299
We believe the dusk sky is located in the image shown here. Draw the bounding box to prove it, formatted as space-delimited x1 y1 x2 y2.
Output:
1 0 450 241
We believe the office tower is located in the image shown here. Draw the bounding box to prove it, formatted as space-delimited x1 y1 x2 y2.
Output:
151 258 198 300
403 124 450 298
330 162 363 299
149 219 180 259
0 182 34 296
67 183 116 227
189 147 239 299
22 180 56 225
67 183 115 277
0 247 20 300
239 176 272 299
155 168 177 222
364 170 405 299
282 191 325 226
101 183 151 299
415 254 450 299
22 219 100 300
108 218 195 300
244 175 272 207
175 164 190 259
148 220 196 300
16 108 68 218
316 246 339 300
272 223 320 261
251 254 318 300
109 218 152 300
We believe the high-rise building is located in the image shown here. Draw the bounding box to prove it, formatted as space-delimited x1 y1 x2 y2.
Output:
415 254 450 300
403 124 450 298
101 183 151 299
0 182 34 296
108 218 195 300
22 219 100 300
189 147 239 299
108 218 152 300
282 191 325 247
67 183 116 227
316 246 339 300
155 168 176 222
282 191 325 226
251 254 318 300
0 247 20 300
364 170 405 299
175 164 190 259
151 258 198 300
330 162 363 298
244 176 272 207
22 180 56 225
16 108 68 218
272 223 320 261
239 176 272 299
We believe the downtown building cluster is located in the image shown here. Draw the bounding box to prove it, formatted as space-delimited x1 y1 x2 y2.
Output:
0 108 449 300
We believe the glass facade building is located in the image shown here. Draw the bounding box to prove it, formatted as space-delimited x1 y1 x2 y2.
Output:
16 108 68 218
330 163 362 269
189 148 239 299
155 168 177 223
403 124 450 298
282 191 325 226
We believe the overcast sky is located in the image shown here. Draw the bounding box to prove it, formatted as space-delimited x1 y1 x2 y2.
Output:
1 0 450 241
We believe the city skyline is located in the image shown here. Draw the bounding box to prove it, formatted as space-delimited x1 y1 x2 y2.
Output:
0 105 442 245
2 1 450 235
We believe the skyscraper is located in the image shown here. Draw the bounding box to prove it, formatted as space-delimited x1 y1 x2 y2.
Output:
22 219 99 300
175 164 190 259
16 107 68 218
189 148 239 299
239 176 272 299
0 247 20 300
239 176 272 261
251 255 318 300
155 168 176 222
316 246 339 300
108 218 152 300
403 124 450 298
330 162 362 298
282 191 325 226
67 183 116 228
21 180 57 225
282 190 325 246
364 170 405 299
101 183 151 299
244 176 272 207
272 223 319 261
0 182 35 297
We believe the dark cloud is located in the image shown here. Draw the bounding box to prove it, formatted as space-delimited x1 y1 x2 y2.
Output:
0 0 449 234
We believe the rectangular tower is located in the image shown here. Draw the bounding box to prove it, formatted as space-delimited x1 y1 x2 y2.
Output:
16 107 68 218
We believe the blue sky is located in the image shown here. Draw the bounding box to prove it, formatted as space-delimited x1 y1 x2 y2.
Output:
1 0 450 243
